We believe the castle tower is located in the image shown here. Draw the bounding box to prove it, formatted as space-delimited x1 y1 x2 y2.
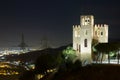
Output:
80 15 94 64
73 15 108 65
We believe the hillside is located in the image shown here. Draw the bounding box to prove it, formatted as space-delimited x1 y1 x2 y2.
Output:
5 44 71 62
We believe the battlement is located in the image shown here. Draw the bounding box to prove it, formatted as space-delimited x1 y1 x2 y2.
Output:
73 25 81 29
94 24 108 28
73 25 81 30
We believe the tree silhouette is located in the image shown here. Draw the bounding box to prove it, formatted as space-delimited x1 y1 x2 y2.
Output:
92 39 99 63
19 70 35 80
62 46 76 63
112 42 120 64
35 52 63 74
95 43 118 63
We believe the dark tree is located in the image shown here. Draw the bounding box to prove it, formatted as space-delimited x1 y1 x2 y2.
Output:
19 70 35 80
95 43 118 63
35 53 63 74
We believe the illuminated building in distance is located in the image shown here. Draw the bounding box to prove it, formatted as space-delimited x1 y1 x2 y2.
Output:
73 15 108 65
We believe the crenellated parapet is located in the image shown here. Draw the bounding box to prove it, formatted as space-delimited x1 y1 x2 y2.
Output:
93 24 108 31
73 25 81 30
73 25 81 38
94 24 108 28
93 24 108 43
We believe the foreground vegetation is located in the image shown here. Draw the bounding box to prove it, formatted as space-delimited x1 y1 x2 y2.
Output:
52 64 120 80
19 45 120 80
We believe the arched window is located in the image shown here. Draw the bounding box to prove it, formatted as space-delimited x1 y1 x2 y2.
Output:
101 32 103 35
84 39 87 47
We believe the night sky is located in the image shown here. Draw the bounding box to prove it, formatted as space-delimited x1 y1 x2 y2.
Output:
0 0 120 48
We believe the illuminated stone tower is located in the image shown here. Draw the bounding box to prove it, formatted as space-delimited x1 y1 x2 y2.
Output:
73 15 108 65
